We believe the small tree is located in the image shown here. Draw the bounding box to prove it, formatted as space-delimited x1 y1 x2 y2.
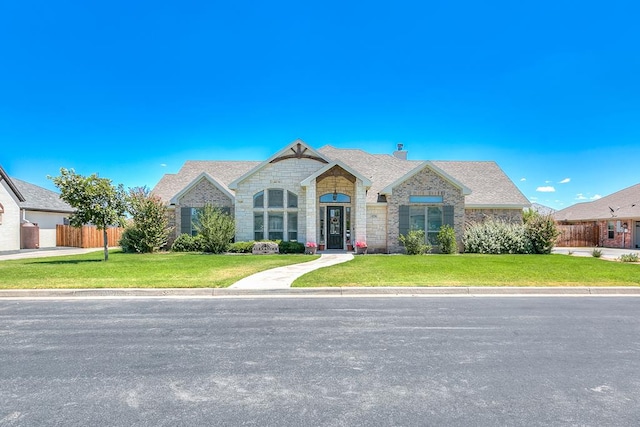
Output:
399 229 431 255
121 187 172 253
50 168 126 261
524 213 560 254
437 225 458 254
194 205 236 253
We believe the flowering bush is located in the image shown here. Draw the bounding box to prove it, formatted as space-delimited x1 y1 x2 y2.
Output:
305 242 317 248
355 241 367 248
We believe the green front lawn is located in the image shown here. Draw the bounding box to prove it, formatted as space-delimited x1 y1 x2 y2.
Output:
0 251 319 289
293 254 640 287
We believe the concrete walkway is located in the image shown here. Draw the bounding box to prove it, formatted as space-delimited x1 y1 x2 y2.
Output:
553 247 640 260
230 253 354 289
0 247 104 261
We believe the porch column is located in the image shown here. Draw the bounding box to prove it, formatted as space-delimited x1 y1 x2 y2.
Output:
355 178 367 243
304 180 317 244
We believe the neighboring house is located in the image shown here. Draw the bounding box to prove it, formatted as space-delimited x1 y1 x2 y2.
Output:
553 183 640 249
0 165 74 250
152 140 530 253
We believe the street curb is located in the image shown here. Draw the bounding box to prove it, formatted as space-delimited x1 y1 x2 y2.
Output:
1 286 640 298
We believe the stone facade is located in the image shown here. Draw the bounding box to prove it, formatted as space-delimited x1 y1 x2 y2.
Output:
366 205 387 252
386 166 466 253
235 158 325 242
465 208 524 226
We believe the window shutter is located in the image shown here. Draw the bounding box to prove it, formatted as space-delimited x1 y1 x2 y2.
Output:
181 207 192 234
399 205 410 236
443 205 454 227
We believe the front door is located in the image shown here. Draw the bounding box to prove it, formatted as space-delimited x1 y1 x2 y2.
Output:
636 222 640 249
327 206 343 249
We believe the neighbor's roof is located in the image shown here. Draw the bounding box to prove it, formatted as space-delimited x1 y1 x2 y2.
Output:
0 165 26 202
553 183 640 221
151 161 259 203
152 145 530 207
11 178 74 213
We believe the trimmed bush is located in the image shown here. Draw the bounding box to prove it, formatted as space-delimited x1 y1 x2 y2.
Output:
524 213 559 254
171 233 204 252
399 230 432 255
619 253 639 263
120 187 171 253
274 240 305 254
591 248 603 258
228 241 255 253
463 219 531 254
437 225 458 254
194 205 236 254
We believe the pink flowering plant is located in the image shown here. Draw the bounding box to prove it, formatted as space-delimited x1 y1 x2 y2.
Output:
355 241 367 248
305 242 317 248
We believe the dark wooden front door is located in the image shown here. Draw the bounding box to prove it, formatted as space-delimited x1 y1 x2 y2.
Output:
327 206 343 249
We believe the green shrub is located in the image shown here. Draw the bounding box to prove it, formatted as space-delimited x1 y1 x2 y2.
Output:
437 225 458 254
591 248 602 258
464 219 531 254
278 241 305 254
119 226 146 253
194 205 236 254
399 230 432 255
228 241 255 253
171 233 203 252
524 213 559 254
121 187 172 253
619 253 639 263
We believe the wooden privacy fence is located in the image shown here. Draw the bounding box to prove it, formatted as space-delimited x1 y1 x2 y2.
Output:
556 223 599 247
56 225 124 248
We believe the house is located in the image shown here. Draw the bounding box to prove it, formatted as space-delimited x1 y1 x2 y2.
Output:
152 140 530 253
0 165 74 251
553 183 640 249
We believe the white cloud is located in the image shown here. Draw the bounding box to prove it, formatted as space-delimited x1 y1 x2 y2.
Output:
520 177 526 182
559 178 570 184
536 186 556 193
545 180 552 184
160 163 167 167
590 194 602 200
575 194 587 200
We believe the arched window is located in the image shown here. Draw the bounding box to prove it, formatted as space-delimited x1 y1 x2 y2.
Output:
253 189 298 241
320 193 351 203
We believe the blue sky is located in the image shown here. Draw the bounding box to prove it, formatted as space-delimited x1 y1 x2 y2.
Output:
1 0 638 210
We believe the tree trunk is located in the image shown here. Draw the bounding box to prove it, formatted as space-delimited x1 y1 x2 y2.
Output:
103 228 109 261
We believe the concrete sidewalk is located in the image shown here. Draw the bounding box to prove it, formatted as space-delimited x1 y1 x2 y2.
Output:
0 247 104 261
553 247 640 260
230 253 354 289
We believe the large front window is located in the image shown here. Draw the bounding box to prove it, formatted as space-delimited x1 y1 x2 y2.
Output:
410 206 443 245
253 189 298 241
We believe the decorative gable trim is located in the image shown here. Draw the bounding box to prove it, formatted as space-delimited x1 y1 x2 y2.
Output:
271 141 329 164
300 160 372 188
170 172 235 205
381 161 472 196
229 139 331 190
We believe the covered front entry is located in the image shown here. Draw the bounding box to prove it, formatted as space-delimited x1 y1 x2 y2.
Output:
327 206 344 249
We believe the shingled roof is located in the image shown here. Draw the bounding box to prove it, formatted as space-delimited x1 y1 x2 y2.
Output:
12 178 74 213
553 183 640 221
152 144 530 208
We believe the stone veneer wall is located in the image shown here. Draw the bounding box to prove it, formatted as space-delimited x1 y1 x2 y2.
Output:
366 205 387 252
465 208 524 226
386 167 465 253
235 158 325 242
172 178 234 243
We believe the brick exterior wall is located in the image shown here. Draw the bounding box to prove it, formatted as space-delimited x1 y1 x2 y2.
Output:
596 219 636 249
465 208 524 226
386 166 465 253
171 177 234 243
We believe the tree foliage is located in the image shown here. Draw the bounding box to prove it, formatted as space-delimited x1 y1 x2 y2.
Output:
193 204 236 253
120 187 172 253
50 168 126 261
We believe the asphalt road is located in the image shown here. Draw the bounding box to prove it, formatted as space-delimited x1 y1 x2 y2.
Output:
1 297 639 426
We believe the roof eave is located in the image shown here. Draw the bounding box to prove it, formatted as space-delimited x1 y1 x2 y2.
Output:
0 166 26 202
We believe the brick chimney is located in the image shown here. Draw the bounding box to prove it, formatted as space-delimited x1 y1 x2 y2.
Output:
393 143 407 160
